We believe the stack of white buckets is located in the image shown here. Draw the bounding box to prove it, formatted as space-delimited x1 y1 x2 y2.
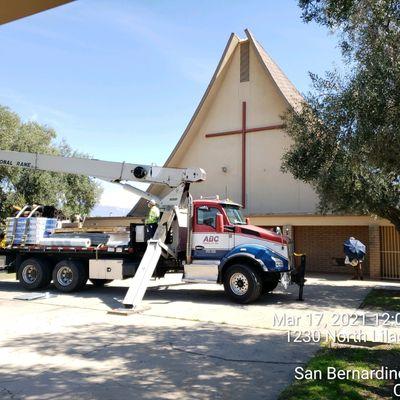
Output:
5 217 58 245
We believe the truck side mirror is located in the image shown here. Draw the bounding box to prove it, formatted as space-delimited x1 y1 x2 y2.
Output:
246 217 250 225
216 213 224 233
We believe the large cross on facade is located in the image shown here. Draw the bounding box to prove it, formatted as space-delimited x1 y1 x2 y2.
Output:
205 101 284 208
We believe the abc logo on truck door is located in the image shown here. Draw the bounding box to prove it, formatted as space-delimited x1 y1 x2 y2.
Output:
203 235 220 244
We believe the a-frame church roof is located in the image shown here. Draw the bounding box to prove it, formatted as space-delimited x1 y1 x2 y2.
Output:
245 30 302 112
129 29 303 216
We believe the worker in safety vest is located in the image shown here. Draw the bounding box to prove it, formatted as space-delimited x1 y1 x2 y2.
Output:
145 199 160 238
146 199 160 224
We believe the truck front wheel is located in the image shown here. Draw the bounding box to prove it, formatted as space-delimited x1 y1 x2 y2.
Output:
223 264 262 304
19 258 52 290
262 273 280 294
262 279 279 293
53 260 87 292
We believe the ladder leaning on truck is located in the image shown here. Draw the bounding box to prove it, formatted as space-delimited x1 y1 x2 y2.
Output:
0 149 305 310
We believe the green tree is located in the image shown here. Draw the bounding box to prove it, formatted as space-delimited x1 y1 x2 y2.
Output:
0 105 102 223
282 0 400 230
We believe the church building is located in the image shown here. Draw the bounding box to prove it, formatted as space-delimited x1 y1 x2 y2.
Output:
131 30 399 280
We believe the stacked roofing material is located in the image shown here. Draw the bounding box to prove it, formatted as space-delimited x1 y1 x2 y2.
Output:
5 217 58 245
5 218 130 248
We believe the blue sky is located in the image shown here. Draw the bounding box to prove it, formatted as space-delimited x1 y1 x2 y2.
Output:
0 0 341 212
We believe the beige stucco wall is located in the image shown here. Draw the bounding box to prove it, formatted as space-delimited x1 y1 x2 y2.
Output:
249 214 391 227
170 41 318 215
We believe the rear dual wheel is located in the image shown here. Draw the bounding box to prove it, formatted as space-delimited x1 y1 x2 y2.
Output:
52 260 88 292
19 258 52 290
19 258 88 292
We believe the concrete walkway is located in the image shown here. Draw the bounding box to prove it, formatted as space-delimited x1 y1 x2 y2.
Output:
0 273 398 400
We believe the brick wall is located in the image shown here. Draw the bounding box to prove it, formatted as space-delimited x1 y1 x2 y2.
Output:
294 226 370 275
369 225 381 279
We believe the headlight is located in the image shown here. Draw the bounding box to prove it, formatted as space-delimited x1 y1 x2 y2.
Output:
271 257 284 268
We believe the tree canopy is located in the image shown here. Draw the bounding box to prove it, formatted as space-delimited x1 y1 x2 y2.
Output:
282 0 400 230
0 105 102 223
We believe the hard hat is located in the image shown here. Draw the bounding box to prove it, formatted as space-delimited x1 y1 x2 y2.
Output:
149 199 156 206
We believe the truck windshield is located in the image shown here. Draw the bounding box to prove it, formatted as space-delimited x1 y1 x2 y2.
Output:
222 205 246 225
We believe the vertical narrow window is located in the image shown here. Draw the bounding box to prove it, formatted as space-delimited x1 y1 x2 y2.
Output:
240 41 250 82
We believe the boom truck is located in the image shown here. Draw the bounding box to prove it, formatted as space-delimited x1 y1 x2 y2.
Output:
0 149 303 309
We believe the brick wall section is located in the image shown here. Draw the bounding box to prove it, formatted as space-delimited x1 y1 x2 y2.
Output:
294 226 370 276
368 225 381 279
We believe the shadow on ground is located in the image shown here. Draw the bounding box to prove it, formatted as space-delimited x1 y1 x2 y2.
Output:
0 321 316 400
0 273 384 399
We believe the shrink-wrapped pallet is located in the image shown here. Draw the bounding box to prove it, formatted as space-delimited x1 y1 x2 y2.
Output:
5 217 57 245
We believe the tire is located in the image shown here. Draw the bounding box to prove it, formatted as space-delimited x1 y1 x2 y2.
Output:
223 264 262 304
89 279 113 287
262 279 279 294
52 260 87 292
18 258 52 290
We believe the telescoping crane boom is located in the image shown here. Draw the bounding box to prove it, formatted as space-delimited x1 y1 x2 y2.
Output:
0 150 205 207
0 149 206 310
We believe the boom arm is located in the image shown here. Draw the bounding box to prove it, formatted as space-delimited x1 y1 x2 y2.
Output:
0 149 206 208
0 150 205 186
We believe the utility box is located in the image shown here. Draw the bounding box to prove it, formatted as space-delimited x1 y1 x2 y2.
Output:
89 259 123 280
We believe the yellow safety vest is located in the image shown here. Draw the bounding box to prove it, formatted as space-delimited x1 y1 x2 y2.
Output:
146 206 160 224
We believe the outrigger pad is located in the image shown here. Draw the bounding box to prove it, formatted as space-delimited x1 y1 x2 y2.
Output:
14 292 56 301
107 305 151 316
